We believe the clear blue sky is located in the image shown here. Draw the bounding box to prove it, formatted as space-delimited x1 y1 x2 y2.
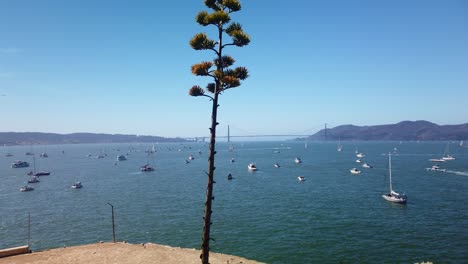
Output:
1 0 467 138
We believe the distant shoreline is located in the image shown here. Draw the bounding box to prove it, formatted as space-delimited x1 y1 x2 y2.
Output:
0 132 189 146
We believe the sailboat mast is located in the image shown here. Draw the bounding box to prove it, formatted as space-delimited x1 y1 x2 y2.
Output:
389 153 393 193
33 154 36 173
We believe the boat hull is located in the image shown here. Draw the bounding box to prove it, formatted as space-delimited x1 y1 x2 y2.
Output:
382 194 407 204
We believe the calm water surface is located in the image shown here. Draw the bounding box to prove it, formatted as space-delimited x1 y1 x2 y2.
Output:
1 141 467 263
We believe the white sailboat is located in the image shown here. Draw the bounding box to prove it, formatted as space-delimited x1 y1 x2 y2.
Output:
382 153 407 204
337 138 343 152
441 142 455 161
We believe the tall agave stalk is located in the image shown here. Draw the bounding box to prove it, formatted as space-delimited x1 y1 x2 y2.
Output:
188 1 250 263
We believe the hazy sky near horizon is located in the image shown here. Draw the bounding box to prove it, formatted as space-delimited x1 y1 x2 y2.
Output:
1 0 467 138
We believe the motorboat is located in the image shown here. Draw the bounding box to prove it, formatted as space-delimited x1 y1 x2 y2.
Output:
28 176 40 183
350 168 361 174
426 165 446 172
355 159 362 163
298 176 306 181
188 155 195 160
230 158 235 163
11 161 30 168
40 153 48 158
247 163 257 171
20 186 34 192
356 153 365 158
227 173 233 180
429 158 445 162
71 181 83 189
117 155 127 161
25 152 34 156
382 153 407 204
96 155 105 159
294 157 302 164
140 164 155 171
274 163 280 168
362 163 373 169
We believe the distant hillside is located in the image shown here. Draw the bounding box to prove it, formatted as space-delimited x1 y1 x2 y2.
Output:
0 132 187 145
305 121 468 141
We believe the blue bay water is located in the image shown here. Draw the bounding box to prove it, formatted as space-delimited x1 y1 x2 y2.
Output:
1 141 467 263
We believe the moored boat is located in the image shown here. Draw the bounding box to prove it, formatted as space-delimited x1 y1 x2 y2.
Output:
11 161 30 168
382 153 407 204
247 163 257 171
140 164 155 171
27 176 40 183
71 181 83 189
117 155 127 161
350 168 361 174
20 185 34 192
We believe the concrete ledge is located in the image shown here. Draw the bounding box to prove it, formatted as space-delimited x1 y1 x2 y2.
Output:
0 245 30 258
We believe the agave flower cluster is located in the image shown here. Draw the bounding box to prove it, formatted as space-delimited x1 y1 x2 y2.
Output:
189 0 250 99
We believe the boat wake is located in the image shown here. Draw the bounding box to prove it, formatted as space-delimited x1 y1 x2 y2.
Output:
445 170 468 176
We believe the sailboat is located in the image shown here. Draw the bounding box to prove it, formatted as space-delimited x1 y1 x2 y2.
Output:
32 154 50 176
382 153 407 204
337 138 343 152
140 153 155 171
441 142 455 161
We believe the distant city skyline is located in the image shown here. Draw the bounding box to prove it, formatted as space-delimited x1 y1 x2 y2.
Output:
1 0 467 138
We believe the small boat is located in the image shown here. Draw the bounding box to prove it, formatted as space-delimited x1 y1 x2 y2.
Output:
429 158 446 162
362 163 373 169
25 152 34 156
441 143 455 161
34 171 51 176
350 168 361 174
227 173 233 180
71 181 83 189
356 153 365 158
298 176 306 181
441 155 455 161
40 153 48 158
247 163 257 171
337 138 343 152
185 159 190 164
27 176 40 183
294 157 302 164
274 163 280 168
273 150 280 153
27 171 34 176
5 153 13 157
188 155 195 160
355 159 362 163
230 158 235 163
20 185 34 192
140 164 155 171
11 161 30 168
117 155 127 161
382 153 407 204
96 155 105 159
426 165 446 172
